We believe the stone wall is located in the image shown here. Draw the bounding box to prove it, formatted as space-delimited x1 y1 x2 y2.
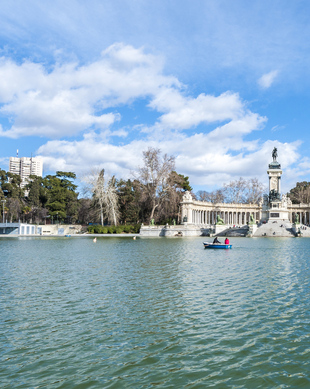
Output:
39 224 82 235
139 224 212 237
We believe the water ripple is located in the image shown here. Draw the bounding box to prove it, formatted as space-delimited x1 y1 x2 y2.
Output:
1 237 310 388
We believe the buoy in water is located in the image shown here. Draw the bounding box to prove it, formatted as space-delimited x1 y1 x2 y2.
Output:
93 237 97 242
133 236 136 240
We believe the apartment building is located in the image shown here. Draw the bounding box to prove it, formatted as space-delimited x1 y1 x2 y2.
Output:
9 156 43 187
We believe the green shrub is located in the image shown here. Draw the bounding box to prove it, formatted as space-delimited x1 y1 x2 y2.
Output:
94 225 102 233
123 225 131 233
133 223 141 233
107 226 116 234
89 224 141 234
88 226 95 233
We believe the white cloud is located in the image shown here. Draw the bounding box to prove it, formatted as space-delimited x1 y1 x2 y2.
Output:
37 130 301 193
0 43 179 138
258 70 279 89
0 43 302 192
0 43 269 142
271 124 285 132
149 90 244 130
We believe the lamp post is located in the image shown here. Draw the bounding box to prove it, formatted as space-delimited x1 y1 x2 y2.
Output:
1 200 5 223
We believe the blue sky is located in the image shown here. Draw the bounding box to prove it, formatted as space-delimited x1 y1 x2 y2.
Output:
0 0 310 193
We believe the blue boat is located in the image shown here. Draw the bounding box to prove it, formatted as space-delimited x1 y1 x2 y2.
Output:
203 242 232 249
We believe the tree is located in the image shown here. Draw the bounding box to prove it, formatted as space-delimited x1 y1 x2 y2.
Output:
78 198 98 225
0 171 25 221
137 147 175 222
159 171 193 223
2 172 24 199
246 178 266 204
0 169 80 224
0 170 6 201
117 179 141 224
104 175 120 226
196 178 265 205
83 169 120 225
173 172 192 192
222 177 265 204
6 198 22 222
223 177 248 203
288 181 310 204
196 189 224 203
43 172 79 223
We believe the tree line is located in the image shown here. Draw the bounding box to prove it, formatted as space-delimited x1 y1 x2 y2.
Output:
0 170 80 224
0 148 191 226
196 177 266 204
0 148 306 225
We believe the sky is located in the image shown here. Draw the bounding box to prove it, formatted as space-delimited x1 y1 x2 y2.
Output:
0 0 310 193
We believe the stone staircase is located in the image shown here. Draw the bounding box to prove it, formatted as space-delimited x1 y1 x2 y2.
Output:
253 220 295 237
216 226 249 237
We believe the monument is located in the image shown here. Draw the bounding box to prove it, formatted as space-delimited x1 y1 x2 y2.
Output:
140 145 310 236
261 147 290 222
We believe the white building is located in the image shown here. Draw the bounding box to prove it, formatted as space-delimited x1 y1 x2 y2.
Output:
9 156 43 187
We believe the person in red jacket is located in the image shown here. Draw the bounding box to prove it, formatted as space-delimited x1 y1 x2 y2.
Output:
225 237 230 245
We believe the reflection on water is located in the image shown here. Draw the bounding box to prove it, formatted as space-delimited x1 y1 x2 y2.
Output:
1 237 310 388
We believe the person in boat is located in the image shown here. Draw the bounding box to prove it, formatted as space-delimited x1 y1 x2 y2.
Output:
224 237 229 245
213 237 221 244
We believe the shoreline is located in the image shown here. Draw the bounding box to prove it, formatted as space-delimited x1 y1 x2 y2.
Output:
0 233 140 238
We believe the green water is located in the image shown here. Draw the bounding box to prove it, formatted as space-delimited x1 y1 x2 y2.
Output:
1 236 310 388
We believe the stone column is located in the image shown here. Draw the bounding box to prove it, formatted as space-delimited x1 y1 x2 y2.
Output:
187 206 192 223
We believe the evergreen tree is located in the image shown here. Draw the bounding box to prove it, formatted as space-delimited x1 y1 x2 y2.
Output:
117 179 140 224
288 181 310 204
43 172 79 223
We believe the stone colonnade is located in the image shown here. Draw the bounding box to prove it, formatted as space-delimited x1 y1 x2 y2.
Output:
181 198 261 226
182 198 310 226
191 208 260 226
289 208 310 225
180 188 310 227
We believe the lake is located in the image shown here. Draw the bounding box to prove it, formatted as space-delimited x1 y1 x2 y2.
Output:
1 236 310 388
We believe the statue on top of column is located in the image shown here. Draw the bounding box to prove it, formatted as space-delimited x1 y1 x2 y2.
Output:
272 147 278 162
269 147 281 169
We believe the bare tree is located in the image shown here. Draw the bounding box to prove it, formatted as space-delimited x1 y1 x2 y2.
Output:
210 189 225 203
223 177 248 203
196 189 224 203
246 178 266 204
196 190 210 202
222 177 265 204
104 175 120 226
137 147 175 223
82 169 120 226
197 178 265 205
89 169 105 226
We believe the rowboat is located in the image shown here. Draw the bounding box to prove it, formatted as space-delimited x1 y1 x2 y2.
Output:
203 242 232 249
